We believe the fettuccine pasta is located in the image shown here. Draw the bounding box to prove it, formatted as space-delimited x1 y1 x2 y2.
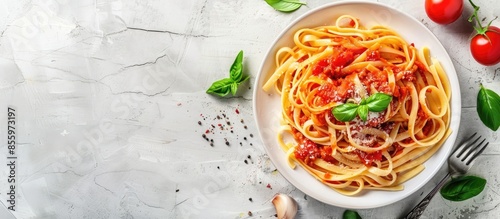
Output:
263 15 451 195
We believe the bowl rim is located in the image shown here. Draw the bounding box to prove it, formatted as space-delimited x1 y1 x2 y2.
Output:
252 0 461 209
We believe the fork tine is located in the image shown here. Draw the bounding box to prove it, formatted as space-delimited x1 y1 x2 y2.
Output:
465 141 488 165
451 132 476 155
461 138 486 162
454 133 479 158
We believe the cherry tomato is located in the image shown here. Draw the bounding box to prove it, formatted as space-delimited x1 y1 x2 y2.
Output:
470 26 500 66
425 0 463 24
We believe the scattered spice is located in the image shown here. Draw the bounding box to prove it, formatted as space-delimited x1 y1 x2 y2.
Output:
267 183 272 189
248 211 253 216
202 134 210 141
235 109 240 114
244 160 248 164
247 155 251 159
249 198 253 202
176 189 179 192
197 110 255 149
217 166 220 169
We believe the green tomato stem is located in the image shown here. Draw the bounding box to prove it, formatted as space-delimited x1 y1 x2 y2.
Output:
468 0 484 32
468 0 498 35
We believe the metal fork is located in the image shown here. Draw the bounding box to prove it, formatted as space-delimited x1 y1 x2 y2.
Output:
403 132 489 219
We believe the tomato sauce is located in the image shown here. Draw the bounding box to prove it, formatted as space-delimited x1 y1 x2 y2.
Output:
390 143 405 157
316 79 354 105
312 46 366 79
356 150 382 166
293 130 336 166
311 46 416 107
294 139 321 166
297 54 309 63
311 111 329 127
366 50 381 61
301 45 423 167
417 108 429 120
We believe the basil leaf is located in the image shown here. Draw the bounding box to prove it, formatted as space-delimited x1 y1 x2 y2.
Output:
332 103 359 122
265 0 306 12
357 105 368 121
440 175 486 201
207 51 249 97
206 78 234 97
230 82 238 96
477 85 500 131
360 98 367 105
365 93 392 112
332 93 392 122
343 210 362 219
229 50 243 82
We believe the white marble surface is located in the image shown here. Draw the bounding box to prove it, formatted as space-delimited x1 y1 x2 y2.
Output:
0 0 499 218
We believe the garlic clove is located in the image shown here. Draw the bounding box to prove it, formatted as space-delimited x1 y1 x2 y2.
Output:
272 193 298 219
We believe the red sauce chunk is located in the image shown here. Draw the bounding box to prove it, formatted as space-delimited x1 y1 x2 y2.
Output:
316 79 354 105
331 49 354 70
312 46 366 79
294 139 321 165
312 59 330 75
294 138 336 166
349 19 356 27
356 150 383 166
366 50 380 61
358 67 390 94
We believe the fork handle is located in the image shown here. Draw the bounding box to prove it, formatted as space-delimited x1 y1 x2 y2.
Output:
403 173 451 219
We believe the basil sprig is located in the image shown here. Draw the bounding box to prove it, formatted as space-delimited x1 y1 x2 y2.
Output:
343 210 362 219
477 84 500 131
440 175 486 201
206 50 249 97
264 0 306 12
332 93 392 122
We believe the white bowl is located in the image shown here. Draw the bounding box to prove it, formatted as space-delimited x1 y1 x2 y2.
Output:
253 1 461 209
